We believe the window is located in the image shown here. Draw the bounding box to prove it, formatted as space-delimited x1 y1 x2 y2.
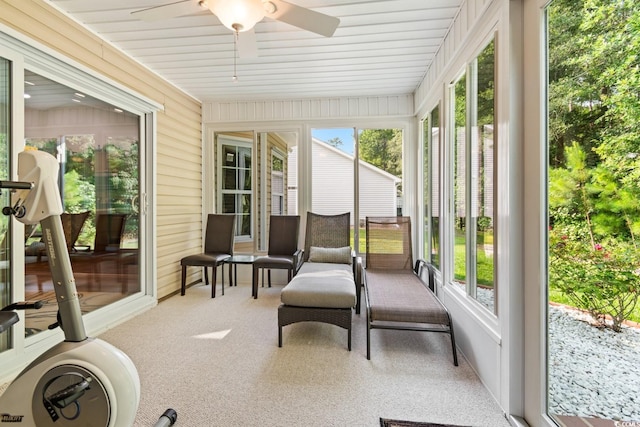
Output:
472 39 496 311
218 137 252 239
451 72 467 289
424 105 441 270
271 150 284 216
448 38 496 313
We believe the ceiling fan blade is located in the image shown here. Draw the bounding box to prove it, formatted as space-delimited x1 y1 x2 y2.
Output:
265 0 339 37
131 0 204 22
238 29 258 58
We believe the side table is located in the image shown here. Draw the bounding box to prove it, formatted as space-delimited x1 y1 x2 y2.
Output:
224 255 260 290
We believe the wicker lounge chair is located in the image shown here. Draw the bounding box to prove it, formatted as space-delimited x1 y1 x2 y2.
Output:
277 212 361 350
364 216 458 365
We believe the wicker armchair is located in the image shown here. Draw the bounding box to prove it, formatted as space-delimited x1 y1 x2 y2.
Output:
277 211 359 350
302 211 351 261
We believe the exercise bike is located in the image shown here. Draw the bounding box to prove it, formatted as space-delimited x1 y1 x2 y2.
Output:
0 150 176 427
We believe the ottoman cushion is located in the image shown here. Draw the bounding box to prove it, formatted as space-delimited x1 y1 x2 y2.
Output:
281 270 356 309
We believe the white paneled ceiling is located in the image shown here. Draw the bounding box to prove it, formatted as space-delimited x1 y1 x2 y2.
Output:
48 0 463 102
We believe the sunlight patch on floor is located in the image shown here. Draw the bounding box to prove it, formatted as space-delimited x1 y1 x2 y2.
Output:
192 329 231 340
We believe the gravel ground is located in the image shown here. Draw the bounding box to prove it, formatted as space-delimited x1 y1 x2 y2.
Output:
548 304 640 422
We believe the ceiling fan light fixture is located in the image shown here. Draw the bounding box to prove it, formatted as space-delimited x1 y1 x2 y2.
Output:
210 0 265 32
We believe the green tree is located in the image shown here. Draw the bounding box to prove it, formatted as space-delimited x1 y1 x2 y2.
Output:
358 129 402 178
326 137 343 148
547 0 640 329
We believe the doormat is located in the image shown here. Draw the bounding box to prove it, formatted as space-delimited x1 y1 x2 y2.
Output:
380 419 471 427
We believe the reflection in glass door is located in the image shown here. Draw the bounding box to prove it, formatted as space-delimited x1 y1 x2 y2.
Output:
23 70 141 337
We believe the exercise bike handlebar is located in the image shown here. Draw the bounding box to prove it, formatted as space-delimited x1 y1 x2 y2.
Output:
0 180 34 190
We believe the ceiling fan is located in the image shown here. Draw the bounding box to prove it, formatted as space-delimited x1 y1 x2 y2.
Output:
132 0 339 79
131 0 340 38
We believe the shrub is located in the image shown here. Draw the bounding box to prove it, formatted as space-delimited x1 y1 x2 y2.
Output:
549 229 640 332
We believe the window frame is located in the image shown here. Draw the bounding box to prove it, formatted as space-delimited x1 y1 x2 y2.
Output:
271 149 285 216
445 37 498 317
217 135 253 242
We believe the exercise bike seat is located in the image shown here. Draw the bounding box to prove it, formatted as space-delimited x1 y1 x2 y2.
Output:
0 311 19 333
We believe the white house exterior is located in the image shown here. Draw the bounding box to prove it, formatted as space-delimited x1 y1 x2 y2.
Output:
288 138 401 224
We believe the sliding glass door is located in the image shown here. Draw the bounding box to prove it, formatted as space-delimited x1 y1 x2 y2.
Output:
23 70 142 337
310 127 403 256
545 0 640 424
0 56 11 352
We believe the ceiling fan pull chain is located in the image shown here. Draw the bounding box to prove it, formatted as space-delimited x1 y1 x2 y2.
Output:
232 27 239 82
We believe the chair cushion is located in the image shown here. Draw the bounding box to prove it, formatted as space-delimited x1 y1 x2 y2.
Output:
281 270 356 308
297 262 352 275
364 269 450 324
181 253 230 267
253 255 295 268
308 246 352 264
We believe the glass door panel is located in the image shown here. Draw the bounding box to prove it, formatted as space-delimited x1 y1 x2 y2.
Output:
23 70 141 337
546 0 640 424
0 57 11 352
358 128 403 256
310 128 356 247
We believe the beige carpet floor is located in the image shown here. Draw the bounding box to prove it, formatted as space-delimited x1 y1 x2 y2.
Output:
95 281 510 427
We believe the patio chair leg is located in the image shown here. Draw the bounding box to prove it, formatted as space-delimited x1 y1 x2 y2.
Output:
211 267 217 298
448 314 459 366
220 264 224 296
252 265 259 299
366 314 371 360
181 266 186 296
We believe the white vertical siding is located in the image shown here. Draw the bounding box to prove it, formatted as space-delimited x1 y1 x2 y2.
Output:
311 140 399 222
203 95 414 123
414 0 494 114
